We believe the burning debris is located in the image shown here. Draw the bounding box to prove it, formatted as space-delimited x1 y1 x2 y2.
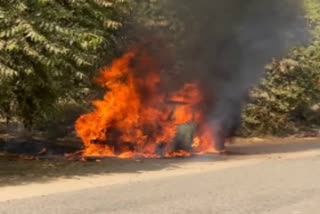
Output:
75 47 222 159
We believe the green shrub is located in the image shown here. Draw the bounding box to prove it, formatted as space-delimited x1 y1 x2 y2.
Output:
34 101 89 139
242 0 320 136
242 48 320 136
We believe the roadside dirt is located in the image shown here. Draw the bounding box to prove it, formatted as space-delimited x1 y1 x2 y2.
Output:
0 137 319 201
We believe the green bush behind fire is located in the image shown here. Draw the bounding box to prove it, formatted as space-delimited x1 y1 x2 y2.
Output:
241 0 320 136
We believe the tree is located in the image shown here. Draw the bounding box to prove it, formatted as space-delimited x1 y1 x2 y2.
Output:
0 0 127 129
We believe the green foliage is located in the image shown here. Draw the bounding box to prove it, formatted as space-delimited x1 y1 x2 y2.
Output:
119 0 182 47
242 0 320 136
305 0 320 40
35 102 88 139
0 78 15 123
242 54 320 136
0 0 127 129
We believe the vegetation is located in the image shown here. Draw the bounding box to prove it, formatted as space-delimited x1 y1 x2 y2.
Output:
0 0 320 138
0 0 128 130
242 55 320 136
242 0 320 136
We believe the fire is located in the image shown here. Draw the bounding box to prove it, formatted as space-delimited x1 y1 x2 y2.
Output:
76 48 218 159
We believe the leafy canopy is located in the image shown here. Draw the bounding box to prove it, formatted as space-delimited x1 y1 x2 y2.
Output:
0 0 128 128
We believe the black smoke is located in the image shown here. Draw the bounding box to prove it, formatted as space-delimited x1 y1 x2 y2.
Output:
128 0 310 151
159 0 309 150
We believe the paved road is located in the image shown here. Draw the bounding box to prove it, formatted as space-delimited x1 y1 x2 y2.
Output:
0 148 320 213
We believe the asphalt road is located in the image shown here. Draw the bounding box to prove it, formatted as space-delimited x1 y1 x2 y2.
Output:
0 142 320 214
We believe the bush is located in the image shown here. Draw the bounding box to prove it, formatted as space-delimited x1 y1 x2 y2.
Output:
242 47 320 136
34 102 89 139
242 0 320 136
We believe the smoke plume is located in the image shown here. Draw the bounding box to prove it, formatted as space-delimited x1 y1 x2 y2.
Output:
157 0 309 149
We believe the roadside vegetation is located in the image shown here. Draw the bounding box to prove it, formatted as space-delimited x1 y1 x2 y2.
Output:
0 0 319 140
242 0 320 136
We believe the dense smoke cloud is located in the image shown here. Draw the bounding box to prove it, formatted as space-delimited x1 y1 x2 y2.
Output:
162 0 309 149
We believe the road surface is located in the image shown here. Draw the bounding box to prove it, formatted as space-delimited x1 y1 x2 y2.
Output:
0 140 320 214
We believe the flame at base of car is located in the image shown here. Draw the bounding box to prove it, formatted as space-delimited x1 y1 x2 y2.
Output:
76 48 219 159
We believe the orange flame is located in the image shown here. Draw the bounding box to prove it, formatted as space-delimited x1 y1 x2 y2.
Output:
76 49 218 159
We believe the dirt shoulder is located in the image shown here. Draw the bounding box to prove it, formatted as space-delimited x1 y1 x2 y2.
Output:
0 137 319 202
